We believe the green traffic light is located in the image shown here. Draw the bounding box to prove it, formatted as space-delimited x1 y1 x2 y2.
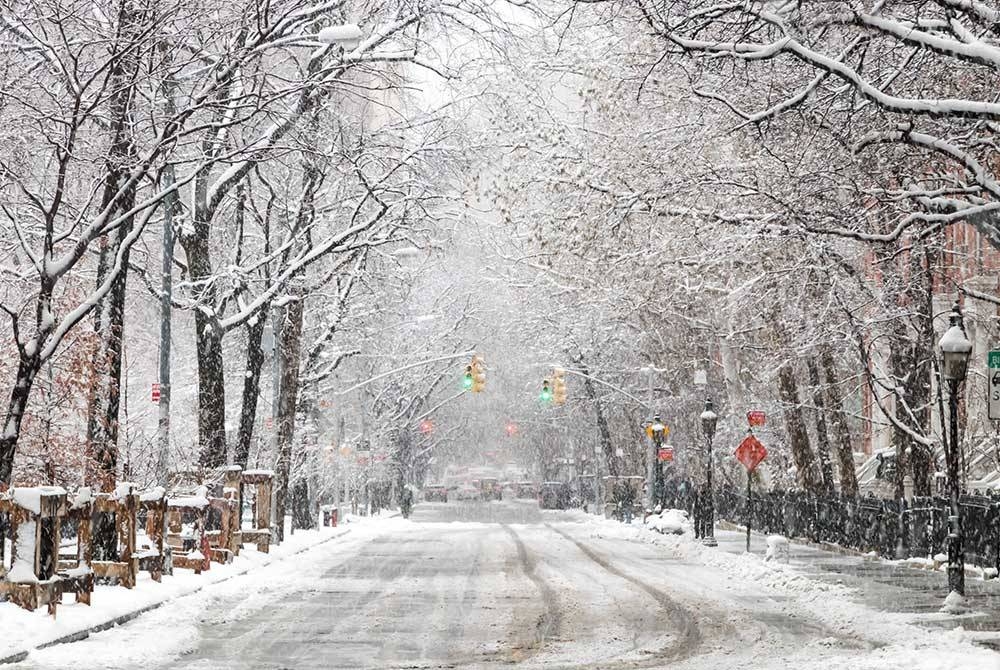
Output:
463 375 474 390
540 388 553 402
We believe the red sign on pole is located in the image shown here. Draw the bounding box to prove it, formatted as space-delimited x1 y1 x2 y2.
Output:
151 383 161 403
746 411 766 427
735 435 767 472
658 447 674 462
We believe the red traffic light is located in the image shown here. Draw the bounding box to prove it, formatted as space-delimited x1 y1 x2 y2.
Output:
419 419 434 434
505 422 518 437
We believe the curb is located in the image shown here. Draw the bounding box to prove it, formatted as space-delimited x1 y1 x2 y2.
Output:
714 519 865 558
0 526 354 665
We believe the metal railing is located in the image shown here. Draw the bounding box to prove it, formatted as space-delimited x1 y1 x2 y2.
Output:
662 482 1000 570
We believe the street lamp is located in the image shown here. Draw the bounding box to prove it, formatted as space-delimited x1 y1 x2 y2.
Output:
700 398 719 547
648 415 668 510
938 301 972 606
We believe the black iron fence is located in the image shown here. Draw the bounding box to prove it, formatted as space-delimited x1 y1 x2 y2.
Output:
662 482 1000 571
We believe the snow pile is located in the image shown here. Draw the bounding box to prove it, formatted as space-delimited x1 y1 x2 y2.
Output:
8 519 38 583
764 535 790 563
644 508 690 535
940 590 970 614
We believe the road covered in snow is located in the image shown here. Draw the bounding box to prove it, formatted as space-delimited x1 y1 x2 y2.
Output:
15 501 1000 669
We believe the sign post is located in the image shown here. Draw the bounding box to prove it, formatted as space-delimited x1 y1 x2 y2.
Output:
735 433 768 553
990 351 1000 420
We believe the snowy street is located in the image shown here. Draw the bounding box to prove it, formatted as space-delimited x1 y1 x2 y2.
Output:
12 501 999 670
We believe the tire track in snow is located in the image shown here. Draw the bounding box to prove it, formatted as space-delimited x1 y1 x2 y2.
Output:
545 523 703 666
501 524 562 654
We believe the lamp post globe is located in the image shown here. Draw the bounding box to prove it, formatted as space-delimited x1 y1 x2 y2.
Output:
700 398 718 547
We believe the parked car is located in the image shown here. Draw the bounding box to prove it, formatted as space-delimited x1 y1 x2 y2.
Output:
539 481 570 510
515 481 540 499
454 483 480 501
423 485 448 503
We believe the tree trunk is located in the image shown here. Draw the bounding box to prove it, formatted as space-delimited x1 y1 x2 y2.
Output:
888 323 911 501
0 354 43 483
85 1 141 495
806 358 836 495
272 294 304 543
908 241 937 497
182 224 228 468
235 312 267 468
777 362 824 493
820 347 859 497
575 356 618 477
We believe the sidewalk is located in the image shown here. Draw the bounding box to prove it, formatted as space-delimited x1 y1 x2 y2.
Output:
712 526 1000 649
0 515 388 665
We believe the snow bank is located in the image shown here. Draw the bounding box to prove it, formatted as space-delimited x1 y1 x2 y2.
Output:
578 516 999 669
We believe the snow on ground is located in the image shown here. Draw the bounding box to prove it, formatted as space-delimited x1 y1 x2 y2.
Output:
574 512 1000 670
7 514 404 668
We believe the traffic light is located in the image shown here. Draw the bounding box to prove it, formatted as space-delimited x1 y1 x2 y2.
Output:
553 368 567 405
462 364 474 390
471 355 486 393
540 378 553 403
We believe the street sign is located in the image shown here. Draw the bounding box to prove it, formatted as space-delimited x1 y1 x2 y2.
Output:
735 435 767 472
746 410 766 427
990 351 1000 420
657 447 674 462
151 382 161 403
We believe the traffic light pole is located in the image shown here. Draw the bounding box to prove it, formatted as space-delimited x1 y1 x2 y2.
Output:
645 367 656 510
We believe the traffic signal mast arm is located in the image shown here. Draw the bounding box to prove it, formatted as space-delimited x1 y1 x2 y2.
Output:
551 366 651 408
333 350 477 396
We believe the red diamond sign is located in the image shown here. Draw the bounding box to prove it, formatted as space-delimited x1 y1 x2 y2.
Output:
735 435 767 472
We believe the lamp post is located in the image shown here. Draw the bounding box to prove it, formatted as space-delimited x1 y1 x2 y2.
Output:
648 415 667 510
700 398 719 547
938 301 972 603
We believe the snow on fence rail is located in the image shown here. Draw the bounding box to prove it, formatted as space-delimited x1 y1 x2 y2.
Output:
664 482 1000 570
0 466 277 616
